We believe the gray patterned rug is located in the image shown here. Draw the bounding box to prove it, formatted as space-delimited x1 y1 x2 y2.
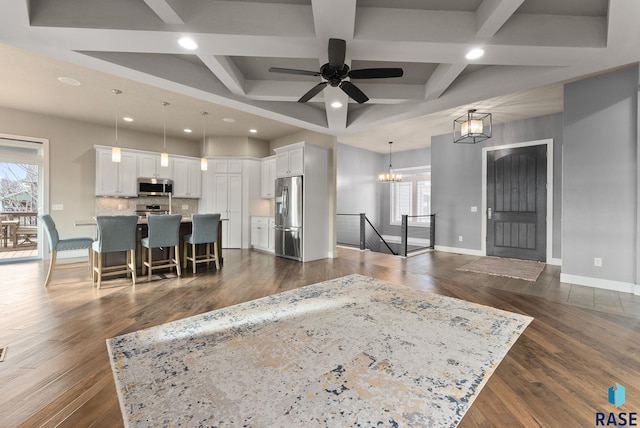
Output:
457 256 546 282
107 274 532 427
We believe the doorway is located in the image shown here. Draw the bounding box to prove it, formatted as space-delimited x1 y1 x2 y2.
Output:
482 140 553 262
0 136 47 262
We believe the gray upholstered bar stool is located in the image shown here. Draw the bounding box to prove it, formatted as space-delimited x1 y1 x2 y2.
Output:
40 214 94 287
92 215 138 289
141 214 182 281
183 213 221 274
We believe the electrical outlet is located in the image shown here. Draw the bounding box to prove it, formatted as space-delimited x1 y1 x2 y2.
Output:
594 257 602 267
51 204 63 211
471 206 478 212
182 205 188 210
118 204 124 210
458 235 463 242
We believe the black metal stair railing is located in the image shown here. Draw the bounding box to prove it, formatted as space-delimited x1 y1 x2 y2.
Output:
337 213 435 257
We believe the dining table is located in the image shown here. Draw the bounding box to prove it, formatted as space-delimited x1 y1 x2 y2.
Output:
1 219 20 248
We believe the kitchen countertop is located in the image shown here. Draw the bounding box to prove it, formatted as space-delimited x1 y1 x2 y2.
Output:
74 216 228 226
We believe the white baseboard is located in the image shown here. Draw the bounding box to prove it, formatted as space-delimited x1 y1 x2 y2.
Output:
560 273 638 295
434 245 483 257
381 235 430 246
547 257 562 266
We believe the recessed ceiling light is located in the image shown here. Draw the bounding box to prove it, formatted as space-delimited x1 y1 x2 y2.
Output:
123 117 134 122
465 48 484 60
178 37 198 50
249 129 257 133
331 101 343 108
222 117 236 123
184 128 192 133
57 76 81 86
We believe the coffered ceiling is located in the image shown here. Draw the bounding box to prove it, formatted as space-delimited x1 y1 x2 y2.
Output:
0 0 638 153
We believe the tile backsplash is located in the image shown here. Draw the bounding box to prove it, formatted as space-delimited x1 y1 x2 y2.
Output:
95 197 199 216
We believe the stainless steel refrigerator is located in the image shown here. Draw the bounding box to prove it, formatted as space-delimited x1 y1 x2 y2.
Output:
275 175 303 261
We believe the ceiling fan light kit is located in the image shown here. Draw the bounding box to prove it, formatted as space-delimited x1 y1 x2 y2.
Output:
453 109 492 144
269 38 403 104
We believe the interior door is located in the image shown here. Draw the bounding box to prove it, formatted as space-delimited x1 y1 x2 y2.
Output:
487 145 547 261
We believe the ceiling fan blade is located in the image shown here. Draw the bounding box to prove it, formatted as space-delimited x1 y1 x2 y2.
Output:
328 38 346 69
348 68 404 79
339 81 369 104
298 82 328 103
269 67 321 77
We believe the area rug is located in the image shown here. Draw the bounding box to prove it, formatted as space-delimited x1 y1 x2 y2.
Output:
107 274 532 427
457 256 545 282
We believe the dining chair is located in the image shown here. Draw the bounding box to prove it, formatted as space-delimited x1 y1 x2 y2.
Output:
141 214 182 281
92 215 138 289
39 214 94 287
0 215 7 247
183 213 221 274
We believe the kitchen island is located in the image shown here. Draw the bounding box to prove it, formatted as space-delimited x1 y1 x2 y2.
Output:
74 216 224 274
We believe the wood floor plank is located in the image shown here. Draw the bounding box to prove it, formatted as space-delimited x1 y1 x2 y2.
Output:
0 248 639 427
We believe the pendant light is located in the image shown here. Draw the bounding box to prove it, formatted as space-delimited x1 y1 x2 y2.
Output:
111 89 122 163
453 109 492 144
379 141 402 183
200 111 208 171
160 101 170 167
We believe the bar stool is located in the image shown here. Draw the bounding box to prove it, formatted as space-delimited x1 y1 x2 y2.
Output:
141 214 182 281
183 213 221 274
39 214 94 287
92 215 138 289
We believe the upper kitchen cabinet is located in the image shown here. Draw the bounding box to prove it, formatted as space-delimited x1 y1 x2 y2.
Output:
138 153 173 179
260 156 276 199
212 159 242 174
275 144 304 177
95 147 137 197
172 157 201 198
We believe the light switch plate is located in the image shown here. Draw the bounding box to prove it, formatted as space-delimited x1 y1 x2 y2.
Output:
471 206 477 212
52 204 63 211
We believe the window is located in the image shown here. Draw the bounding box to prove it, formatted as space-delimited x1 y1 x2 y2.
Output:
390 166 430 226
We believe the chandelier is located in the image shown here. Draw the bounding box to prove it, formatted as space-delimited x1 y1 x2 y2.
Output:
379 141 402 183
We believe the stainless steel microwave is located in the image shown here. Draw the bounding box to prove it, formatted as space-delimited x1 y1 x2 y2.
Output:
137 177 173 196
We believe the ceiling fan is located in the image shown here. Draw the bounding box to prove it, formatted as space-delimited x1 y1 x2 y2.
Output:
269 38 404 104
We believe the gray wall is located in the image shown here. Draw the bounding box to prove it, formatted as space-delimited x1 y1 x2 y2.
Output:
431 113 563 258
336 143 383 234
562 65 638 283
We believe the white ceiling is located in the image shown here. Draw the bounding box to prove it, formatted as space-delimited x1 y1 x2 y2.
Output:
0 0 638 154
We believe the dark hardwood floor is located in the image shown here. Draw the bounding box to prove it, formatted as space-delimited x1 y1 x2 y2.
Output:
1 248 639 427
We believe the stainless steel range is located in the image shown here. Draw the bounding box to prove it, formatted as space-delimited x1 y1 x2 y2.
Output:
135 204 170 218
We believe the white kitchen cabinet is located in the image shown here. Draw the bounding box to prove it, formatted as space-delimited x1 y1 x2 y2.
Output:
275 145 304 177
268 218 275 252
212 159 242 174
172 158 201 198
260 156 276 198
95 148 137 197
212 173 242 248
251 217 274 253
138 153 172 179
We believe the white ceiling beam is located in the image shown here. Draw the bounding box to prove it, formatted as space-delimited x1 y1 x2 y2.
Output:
311 0 357 132
424 63 467 101
606 0 640 48
198 54 246 96
143 0 185 24
476 0 524 37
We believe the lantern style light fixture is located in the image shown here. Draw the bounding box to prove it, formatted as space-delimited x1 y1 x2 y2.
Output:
111 89 122 162
200 111 208 171
160 101 170 167
379 141 402 183
453 109 492 144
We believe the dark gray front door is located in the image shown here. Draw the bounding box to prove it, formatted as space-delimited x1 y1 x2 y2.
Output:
487 145 547 262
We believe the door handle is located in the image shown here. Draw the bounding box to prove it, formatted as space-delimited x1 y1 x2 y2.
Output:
488 208 492 220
